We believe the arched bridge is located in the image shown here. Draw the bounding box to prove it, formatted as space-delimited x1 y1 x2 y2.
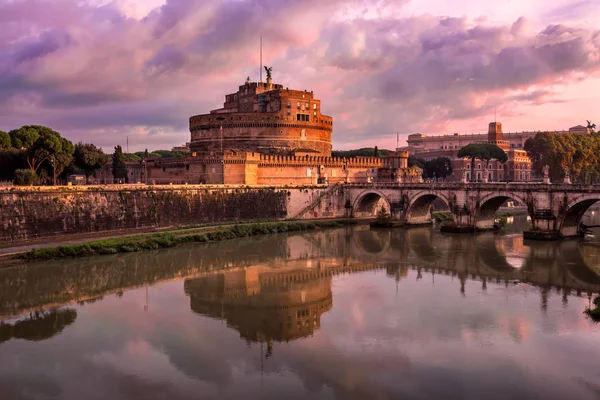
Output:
297 182 600 240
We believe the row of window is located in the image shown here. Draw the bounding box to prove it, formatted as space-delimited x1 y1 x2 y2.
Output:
287 101 318 111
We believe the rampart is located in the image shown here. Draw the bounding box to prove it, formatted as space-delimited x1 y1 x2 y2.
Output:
0 185 296 242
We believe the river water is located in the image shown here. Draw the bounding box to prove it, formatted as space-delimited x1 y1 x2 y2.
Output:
1 217 600 400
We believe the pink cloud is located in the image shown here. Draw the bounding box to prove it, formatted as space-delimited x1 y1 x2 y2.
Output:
0 0 599 151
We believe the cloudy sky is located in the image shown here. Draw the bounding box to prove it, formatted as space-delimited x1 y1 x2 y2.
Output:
1 0 599 151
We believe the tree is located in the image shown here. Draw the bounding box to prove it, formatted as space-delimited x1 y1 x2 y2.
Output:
122 153 141 162
14 169 36 186
374 146 379 157
0 131 10 150
408 155 425 169
457 143 507 182
525 131 600 183
8 125 74 174
0 149 27 180
112 145 128 183
423 157 453 180
74 143 106 179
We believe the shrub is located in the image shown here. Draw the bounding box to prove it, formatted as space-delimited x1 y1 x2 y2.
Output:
14 169 36 186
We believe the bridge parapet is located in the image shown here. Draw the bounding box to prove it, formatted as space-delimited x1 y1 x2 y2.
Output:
340 182 600 240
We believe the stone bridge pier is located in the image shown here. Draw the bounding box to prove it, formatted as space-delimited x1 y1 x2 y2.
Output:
341 183 600 240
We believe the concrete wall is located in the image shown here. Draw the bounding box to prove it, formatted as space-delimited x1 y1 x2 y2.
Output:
0 185 294 242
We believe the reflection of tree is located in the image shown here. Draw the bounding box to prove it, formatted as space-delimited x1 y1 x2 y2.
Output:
0 308 77 344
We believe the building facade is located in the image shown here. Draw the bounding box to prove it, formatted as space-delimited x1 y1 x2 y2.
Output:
189 77 333 156
398 122 590 182
133 77 420 185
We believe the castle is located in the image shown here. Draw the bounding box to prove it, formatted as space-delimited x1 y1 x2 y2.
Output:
133 74 421 185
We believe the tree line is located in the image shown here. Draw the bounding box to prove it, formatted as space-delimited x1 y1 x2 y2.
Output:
524 124 600 183
0 125 187 185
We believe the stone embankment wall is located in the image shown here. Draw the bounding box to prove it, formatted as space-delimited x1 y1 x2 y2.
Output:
0 185 306 242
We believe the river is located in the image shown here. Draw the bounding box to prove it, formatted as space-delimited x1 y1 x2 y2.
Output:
1 216 600 400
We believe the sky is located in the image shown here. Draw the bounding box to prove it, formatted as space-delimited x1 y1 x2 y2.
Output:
1 0 599 152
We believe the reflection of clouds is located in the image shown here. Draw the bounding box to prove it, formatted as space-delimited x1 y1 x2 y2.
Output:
505 256 526 269
91 340 218 398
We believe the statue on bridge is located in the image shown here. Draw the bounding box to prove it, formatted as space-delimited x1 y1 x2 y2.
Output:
564 166 571 184
543 165 550 184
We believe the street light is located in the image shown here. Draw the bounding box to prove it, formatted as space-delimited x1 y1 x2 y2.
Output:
50 155 56 186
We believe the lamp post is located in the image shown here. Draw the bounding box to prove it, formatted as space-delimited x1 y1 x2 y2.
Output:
143 159 147 185
51 155 56 186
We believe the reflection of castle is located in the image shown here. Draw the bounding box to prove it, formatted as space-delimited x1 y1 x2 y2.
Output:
184 260 387 345
184 263 333 343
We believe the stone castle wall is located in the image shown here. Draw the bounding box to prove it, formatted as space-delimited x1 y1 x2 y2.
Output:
145 154 383 185
190 111 333 156
0 185 291 242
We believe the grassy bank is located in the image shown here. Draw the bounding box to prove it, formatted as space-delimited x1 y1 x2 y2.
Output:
18 220 358 261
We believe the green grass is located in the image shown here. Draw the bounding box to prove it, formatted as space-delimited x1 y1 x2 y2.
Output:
18 219 358 261
432 212 453 222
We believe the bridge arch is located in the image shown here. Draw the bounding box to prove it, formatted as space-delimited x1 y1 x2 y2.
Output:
352 190 392 218
559 195 600 237
353 229 392 255
475 192 530 230
406 191 451 225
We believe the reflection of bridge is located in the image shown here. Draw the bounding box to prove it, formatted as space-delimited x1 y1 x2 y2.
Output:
350 226 600 297
1 225 600 325
306 182 600 239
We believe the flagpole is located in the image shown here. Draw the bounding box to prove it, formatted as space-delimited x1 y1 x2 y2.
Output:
260 36 263 83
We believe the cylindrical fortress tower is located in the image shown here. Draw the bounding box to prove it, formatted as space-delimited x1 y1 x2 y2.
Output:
189 80 333 156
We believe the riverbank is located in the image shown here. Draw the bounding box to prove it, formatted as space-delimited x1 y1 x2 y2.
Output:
10 219 359 263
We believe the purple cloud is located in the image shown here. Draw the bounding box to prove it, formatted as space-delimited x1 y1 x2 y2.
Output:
0 0 599 151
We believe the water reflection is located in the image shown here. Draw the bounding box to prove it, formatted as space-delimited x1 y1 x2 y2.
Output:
2 224 600 399
2 223 600 323
0 309 77 344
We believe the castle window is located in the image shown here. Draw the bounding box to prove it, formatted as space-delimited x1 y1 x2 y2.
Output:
313 104 317 110
297 102 300 108
287 102 291 107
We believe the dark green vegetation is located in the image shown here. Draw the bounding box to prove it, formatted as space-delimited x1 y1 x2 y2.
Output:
112 145 128 183
457 143 508 182
18 220 358 261
409 156 453 180
525 129 600 183
13 169 36 186
432 211 453 223
0 123 191 185
72 143 107 179
584 296 600 322
370 206 394 228
332 147 391 158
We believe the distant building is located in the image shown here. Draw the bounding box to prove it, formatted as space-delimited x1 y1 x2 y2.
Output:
171 143 190 152
396 122 592 182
